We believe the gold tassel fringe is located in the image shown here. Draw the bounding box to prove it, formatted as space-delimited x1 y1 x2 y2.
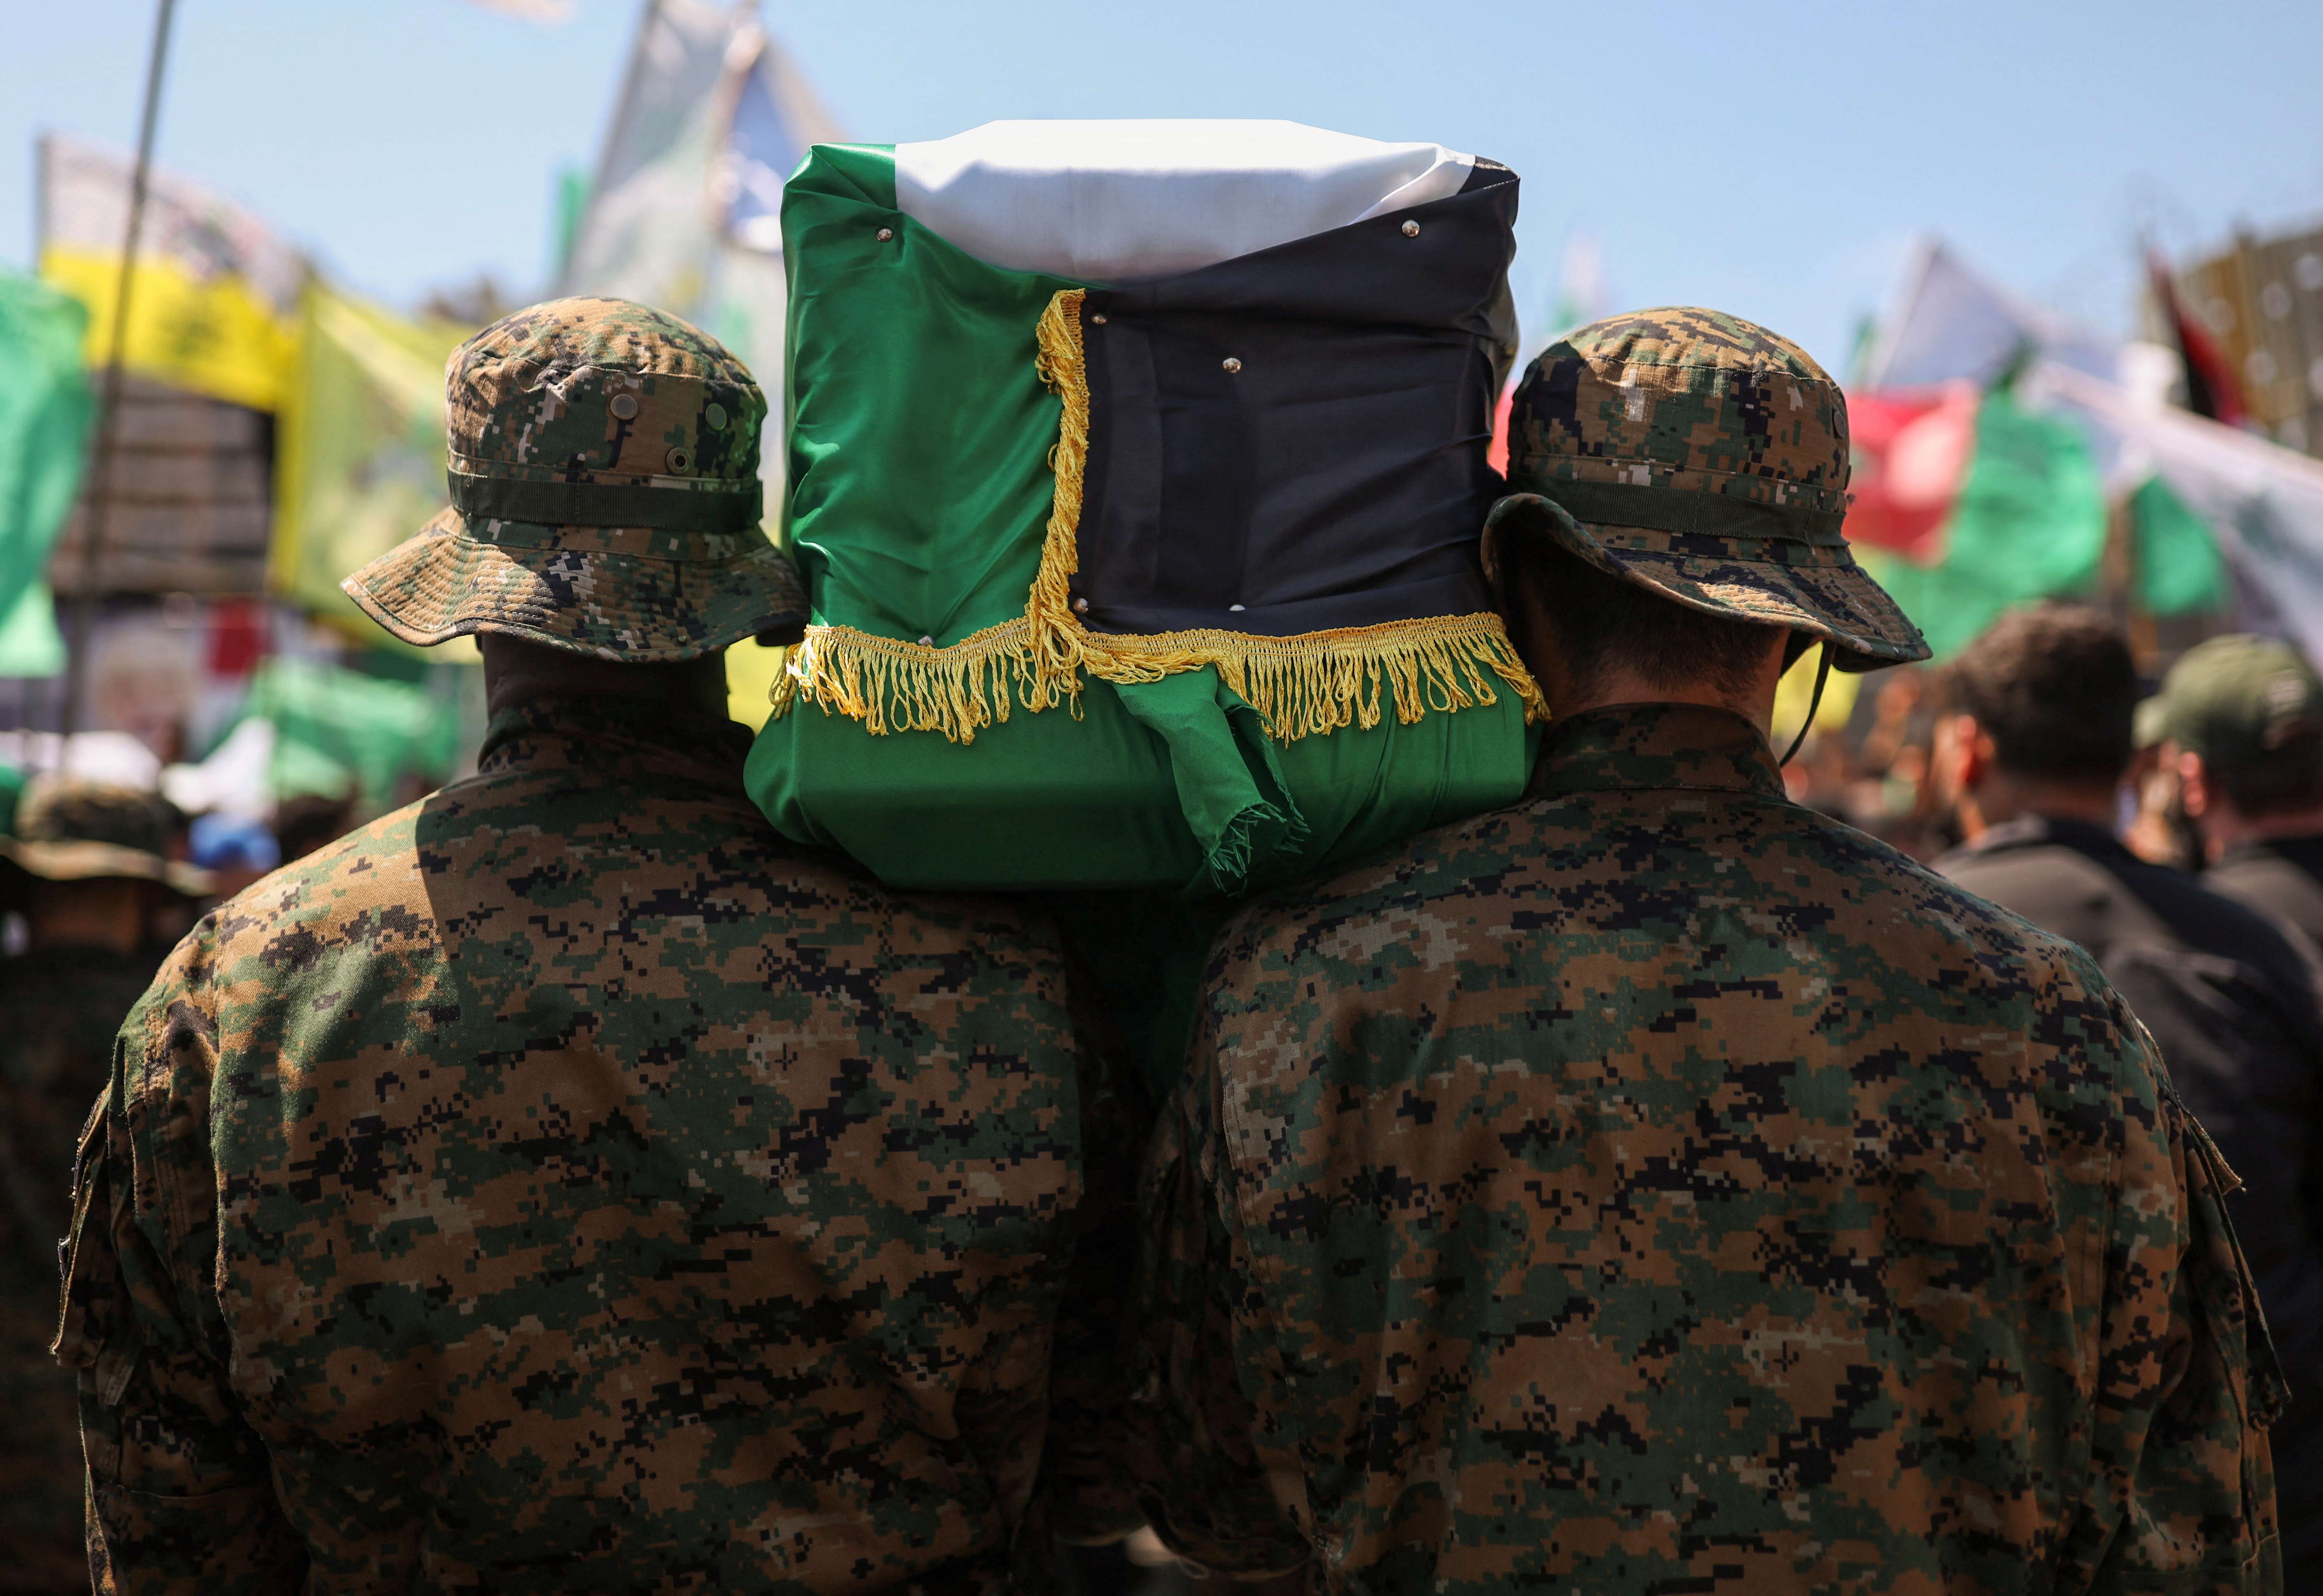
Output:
1024 289 1092 707
770 618 1038 742
1109 614 1548 741
771 287 1549 745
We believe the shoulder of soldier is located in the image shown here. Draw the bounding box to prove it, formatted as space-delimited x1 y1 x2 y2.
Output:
1220 785 2071 985
161 769 1068 1031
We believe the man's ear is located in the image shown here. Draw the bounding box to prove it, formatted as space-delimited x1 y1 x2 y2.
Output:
2175 745 2211 819
1966 720 1997 789
1934 712 1988 795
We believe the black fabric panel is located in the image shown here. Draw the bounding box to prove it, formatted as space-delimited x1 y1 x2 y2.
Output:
1074 167 1517 639
1096 572 1494 638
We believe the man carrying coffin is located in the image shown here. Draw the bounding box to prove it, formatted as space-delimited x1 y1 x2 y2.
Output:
55 298 1138 1593
1125 309 2284 1594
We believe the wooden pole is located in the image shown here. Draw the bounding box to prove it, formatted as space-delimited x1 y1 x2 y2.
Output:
59 0 178 741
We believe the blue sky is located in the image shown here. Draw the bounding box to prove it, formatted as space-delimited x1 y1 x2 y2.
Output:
5 0 2320 374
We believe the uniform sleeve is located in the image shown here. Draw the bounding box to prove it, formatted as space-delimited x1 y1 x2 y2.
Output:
1122 1041 1313 1580
1032 942 1154 1547
2066 1005 2289 1595
51 967 305 1595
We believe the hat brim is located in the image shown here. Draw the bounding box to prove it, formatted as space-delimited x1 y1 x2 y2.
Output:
1483 493 1930 672
0 837 213 896
340 507 810 664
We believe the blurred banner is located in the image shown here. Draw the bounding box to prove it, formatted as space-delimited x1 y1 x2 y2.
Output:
37 135 303 412
270 283 471 646
1844 384 1980 563
1848 238 2323 660
1854 390 2109 659
0 271 94 675
2036 360 2323 672
232 656 462 811
560 0 842 492
1858 238 2121 393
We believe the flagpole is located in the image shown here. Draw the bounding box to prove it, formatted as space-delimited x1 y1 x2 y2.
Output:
560 0 662 296
60 0 178 742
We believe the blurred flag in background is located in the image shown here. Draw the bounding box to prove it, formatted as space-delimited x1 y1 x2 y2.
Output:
269 284 472 651
37 134 303 412
0 272 92 676
560 0 842 496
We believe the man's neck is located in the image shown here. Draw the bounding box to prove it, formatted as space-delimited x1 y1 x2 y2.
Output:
1958 769 2120 844
480 635 727 723
2198 799 2323 860
1531 661 1783 738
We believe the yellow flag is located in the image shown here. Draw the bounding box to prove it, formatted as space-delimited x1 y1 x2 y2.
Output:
271 283 472 653
38 135 302 412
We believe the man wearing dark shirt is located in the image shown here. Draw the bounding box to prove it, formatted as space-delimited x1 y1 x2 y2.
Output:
2153 633 2323 950
1935 605 2323 1583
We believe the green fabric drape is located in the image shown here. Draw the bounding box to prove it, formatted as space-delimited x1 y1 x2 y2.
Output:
781 143 1078 648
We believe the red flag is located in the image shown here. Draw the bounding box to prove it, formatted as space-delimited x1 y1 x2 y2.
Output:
1842 383 1980 564
206 596 267 677
2148 252 2246 426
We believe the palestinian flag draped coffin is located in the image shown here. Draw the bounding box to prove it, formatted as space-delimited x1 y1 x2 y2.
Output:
748 120 1542 892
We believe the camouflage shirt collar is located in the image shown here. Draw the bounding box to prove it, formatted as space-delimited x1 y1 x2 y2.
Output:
1526 702 1786 802
478 696 751 782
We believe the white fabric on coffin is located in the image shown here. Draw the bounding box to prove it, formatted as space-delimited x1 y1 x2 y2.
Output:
889 119 1476 281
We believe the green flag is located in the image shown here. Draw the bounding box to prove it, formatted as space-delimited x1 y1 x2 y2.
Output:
0 270 93 659
0 581 68 678
270 283 471 649
2132 472 2226 615
234 656 462 810
1863 390 2108 658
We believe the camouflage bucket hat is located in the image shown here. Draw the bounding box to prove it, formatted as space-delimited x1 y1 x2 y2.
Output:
0 776 211 897
342 297 809 662
1483 307 1929 671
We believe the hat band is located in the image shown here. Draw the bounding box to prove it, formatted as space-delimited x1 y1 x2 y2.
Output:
448 469 761 533
1532 478 1848 546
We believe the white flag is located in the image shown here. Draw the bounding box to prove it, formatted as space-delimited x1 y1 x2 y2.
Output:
1861 237 2122 391
562 2 842 497
2035 360 2323 666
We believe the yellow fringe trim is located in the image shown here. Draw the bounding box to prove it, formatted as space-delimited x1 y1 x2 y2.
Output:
778 611 1545 746
770 617 1035 738
1023 289 1093 707
771 287 1549 745
1107 614 1546 741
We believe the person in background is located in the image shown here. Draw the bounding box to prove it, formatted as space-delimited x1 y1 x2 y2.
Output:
2155 633 2323 944
55 298 1140 1592
1125 311 2282 1593
1933 604 2321 1587
268 790 356 865
0 778 211 1595
184 807 280 901
2140 629 2323 1579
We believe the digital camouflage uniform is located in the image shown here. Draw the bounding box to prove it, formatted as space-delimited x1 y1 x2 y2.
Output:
1126 312 2286 1594
54 299 1137 1594
1 781 210 1594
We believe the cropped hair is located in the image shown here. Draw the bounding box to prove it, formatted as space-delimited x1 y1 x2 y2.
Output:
1506 541 1786 704
1942 604 2138 784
